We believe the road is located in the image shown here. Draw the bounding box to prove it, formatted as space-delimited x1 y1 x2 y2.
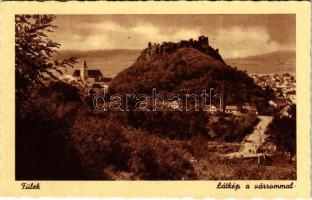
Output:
225 115 273 158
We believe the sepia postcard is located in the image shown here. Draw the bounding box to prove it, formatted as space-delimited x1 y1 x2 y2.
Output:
0 1 311 198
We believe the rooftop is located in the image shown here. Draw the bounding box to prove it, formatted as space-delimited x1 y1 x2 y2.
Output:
73 69 104 78
226 105 238 110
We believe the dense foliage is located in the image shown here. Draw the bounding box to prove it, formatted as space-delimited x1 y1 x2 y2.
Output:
16 82 85 179
266 105 296 155
70 113 196 180
15 15 78 179
127 109 209 139
15 15 76 103
210 113 259 141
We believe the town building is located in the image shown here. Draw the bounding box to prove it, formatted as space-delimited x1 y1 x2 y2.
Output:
268 98 289 110
208 105 218 114
166 100 180 110
225 105 240 115
242 105 258 115
72 60 112 89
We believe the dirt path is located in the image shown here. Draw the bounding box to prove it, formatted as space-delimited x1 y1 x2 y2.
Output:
225 115 273 158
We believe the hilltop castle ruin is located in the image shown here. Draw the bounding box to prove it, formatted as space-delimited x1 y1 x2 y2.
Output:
145 36 225 63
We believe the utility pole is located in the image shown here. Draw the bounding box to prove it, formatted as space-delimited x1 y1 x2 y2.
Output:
258 126 262 164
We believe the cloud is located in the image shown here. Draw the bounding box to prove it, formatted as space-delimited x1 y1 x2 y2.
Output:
53 21 201 50
50 15 295 57
211 26 291 58
172 29 201 42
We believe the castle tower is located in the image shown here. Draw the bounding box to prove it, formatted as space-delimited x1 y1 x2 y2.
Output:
198 36 209 48
80 60 88 83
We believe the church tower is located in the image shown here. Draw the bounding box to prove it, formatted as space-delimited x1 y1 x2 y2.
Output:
80 60 88 82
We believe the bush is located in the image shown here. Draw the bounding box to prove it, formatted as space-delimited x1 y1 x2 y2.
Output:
128 109 209 139
211 113 259 141
132 145 195 180
17 80 199 180
70 115 133 179
16 82 85 180
266 105 296 155
70 114 197 180
127 129 197 180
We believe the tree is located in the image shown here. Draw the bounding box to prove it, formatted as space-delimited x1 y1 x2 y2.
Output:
15 15 83 179
15 15 76 103
265 104 296 155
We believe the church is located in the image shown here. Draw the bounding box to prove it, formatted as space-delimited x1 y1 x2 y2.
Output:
72 60 112 88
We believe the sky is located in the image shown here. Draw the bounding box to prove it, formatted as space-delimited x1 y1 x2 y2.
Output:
49 14 295 58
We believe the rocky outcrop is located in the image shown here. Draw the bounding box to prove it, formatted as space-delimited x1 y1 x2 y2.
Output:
143 36 225 64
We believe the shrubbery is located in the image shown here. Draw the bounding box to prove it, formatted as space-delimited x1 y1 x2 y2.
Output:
15 14 80 179
16 80 199 180
266 105 296 155
127 129 196 180
128 109 209 139
70 113 196 180
210 113 259 141
70 115 133 179
16 82 86 180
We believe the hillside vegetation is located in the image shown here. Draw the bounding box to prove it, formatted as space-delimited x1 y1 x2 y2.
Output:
110 47 273 111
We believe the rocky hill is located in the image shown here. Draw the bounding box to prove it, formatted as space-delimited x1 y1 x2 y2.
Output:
109 36 273 110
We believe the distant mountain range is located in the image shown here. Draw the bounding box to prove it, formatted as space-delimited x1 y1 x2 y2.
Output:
225 50 295 74
56 49 141 77
56 49 295 76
